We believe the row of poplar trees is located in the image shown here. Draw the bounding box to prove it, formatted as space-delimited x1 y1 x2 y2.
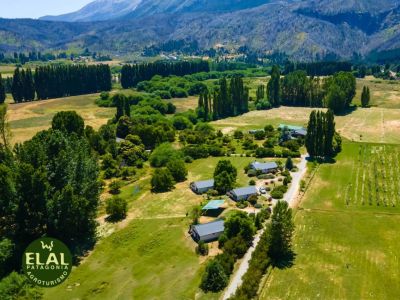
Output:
305 110 340 158
11 64 112 103
121 60 210 88
197 76 249 121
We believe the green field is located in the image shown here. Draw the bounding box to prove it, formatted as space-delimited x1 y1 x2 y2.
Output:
260 142 400 299
43 155 276 299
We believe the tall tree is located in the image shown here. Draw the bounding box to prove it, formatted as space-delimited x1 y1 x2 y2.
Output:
11 68 24 103
0 73 6 104
361 86 370 108
23 68 35 101
268 200 294 262
268 65 281 107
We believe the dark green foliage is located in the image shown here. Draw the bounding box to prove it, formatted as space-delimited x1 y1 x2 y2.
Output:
150 143 183 167
281 70 324 107
196 241 209 256
172 116 193 130
33 64 111 101
305 110 341 158
121 60 210 88
284 61 352 76
200 260 228 292
268 65 281 107
151 168 175 193
325 72 356 113
268 200 295 263
214 159 237 179
118 134 147 167
166 159 188 182
52 111 85 136
109 180 123 194
197 76 249 121
0 74 5 104
214 171 235 194
106 196 127 221
11 68 24 103
0 272 42 300
223 211 255 245
285 157 294 170
361 86 371 107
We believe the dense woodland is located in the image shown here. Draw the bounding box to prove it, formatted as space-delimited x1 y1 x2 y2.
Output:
121 60 210 88
11 65 111 102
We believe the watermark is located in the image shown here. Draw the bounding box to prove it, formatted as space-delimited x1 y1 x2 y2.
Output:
22 237 72 287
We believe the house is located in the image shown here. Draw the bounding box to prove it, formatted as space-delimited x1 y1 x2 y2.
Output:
116 137 125 143
190 220 225 243
190 179 215 194
292 128 307 137
228 186 259 202
279 124 307 137
250 161 278 174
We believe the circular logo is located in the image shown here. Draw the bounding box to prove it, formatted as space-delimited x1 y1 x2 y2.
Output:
22 237 72 288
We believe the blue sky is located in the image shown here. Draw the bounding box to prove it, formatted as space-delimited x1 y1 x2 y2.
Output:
0 0 93 19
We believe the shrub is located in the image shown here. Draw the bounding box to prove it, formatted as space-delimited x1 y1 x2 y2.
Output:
200 260 228 292
271 189 284 199
106 196 128 221
223 236 249 259
247 169 257 177
196 241 209 256
150 143 183 167
254 203 262 209
233 130 244 139
214 253 235 276
166 159 188 182
257 174 275 180
184 156 194 163
109 180 123 195
236 201 248 209
249 179 256 186
248 194 258 206
151 168 175 193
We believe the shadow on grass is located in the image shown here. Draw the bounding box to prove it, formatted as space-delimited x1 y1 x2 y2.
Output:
334 105 357 116
271 250 296 270
105 214 126 223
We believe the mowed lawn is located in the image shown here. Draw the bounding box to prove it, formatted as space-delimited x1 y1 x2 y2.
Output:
260 142 400 299
6 93 115 144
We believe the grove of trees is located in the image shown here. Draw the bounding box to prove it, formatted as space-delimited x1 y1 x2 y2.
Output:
121 60 210 88
11 64 111 103
305 110 342 158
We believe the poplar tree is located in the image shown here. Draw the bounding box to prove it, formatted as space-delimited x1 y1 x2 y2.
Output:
361 86 370 108
11 68 24 103
268 65 281 107
0 73 5 104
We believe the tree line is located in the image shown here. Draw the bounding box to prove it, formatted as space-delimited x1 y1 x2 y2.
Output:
197 76 249 121
256 66 357 114
284 61 352 76
0 74 5 104
11 64 112 103
120 60 210 89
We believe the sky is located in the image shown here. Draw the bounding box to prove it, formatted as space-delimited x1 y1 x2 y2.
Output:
0 0 93 19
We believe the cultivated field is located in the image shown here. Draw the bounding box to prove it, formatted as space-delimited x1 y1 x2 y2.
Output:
260 142 400 299
6 94 114 144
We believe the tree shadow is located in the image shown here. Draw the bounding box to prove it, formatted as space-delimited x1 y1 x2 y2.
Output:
335 105 357 116
271 250 296 269
306 156 337 165
105 214 126 223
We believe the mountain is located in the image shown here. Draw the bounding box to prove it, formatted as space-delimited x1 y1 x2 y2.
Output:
41 0 270 22
41 0 142 22
4 0 400 61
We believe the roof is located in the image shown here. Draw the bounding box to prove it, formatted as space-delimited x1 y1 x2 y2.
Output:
193 179 214 189
231 186 258 197
293 129 307 136
250 161 278 170
116 137 125 143
193 220 224 237
279 124 305 131
202 200 225 211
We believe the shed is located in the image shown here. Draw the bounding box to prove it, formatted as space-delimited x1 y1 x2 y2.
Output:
228 186 259 202
202 200 225 211
278 124 304 131
190 179 215 194
190 220 225 243
250 161 278 174
292 128 307 137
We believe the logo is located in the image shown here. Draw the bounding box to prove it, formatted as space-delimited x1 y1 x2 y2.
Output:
22 237 72 288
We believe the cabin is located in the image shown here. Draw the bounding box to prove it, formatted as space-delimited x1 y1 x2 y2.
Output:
190 179 215 194
190 220 225 243
228 186 259 202
279 124 307 137
292 128 307 138
250 161 278 174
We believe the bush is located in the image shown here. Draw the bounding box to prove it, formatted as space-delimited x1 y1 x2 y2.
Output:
254 130 266 140
271 189 284 199
233 130 244 139
248 194 258 206
223 236 249 259
214 253 235 276
255 147 275 158
196 241 209 256
254 203 262 209
184 156 194 163
106 196 128 221
257 174 275 180
150 143 183 167
166 159 188 182
200 260 228 292
249 179 256 186
247 169 257 177
109 180 123 194
151 168 175 193
236 201 248 209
